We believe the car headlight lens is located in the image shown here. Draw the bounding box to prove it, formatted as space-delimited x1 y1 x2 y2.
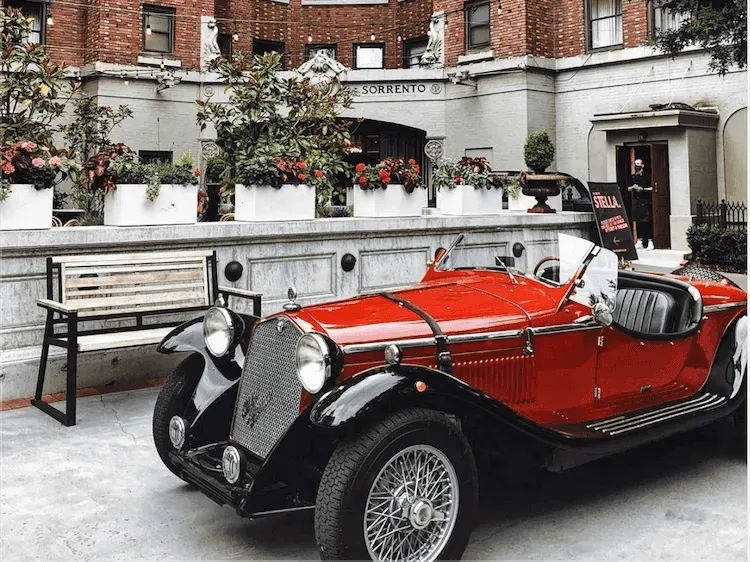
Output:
295 333 331 394
203 306 234 357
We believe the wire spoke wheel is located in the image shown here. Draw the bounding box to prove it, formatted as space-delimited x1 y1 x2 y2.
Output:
364 444 459 562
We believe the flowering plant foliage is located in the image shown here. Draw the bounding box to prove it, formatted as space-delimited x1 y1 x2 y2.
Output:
355 158 422 192
81 145 199 202
433 157 508 192
0 140 80 200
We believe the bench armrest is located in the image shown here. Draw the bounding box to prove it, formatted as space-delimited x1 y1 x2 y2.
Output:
218 286 262 316
37 298 78 314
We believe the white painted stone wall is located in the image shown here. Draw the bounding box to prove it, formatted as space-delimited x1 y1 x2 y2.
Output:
0 214 593 400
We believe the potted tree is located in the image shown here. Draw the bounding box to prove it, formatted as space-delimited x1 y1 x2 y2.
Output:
435 157 506 215
353 158 425 217
82 145 200 226
0 142 79 230
520 130 566 213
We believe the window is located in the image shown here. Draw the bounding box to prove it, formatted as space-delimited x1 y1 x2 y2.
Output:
588 0 622 49
306 44 337 61
465 0 491 51
351 134 380 164
218 33 232 60
143 5 175 54
403 37 428 68
354 43 384 69
254 39 284 57
652 3 690 33
6 0 46 44
139 150 172 164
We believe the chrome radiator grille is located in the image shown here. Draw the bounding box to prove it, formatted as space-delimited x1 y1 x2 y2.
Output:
230 317 303 459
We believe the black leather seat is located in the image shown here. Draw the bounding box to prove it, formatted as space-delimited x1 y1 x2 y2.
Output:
613 288 677 335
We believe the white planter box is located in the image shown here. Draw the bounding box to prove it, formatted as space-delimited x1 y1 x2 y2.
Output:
104 184 198 226
507 191 563 212
353 184 425 218
0 184 53 231
437 185 505 215
235 183 315 222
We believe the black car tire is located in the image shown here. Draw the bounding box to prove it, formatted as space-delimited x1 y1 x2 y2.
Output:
315 408 478 561
153 353 203 480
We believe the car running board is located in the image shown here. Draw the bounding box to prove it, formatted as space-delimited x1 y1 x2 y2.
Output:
586 393 727 436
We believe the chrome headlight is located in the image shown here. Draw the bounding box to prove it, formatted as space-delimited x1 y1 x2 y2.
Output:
295 333 331 394
203 306 234 357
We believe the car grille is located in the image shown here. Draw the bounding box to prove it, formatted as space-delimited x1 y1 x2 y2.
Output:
230 317 303 459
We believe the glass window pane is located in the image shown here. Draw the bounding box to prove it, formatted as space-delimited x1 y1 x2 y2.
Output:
146 32 170 52
590 0 621 19
8 0 44 43
470 26 490 47
470 3 490 23
149 14 170 33
356 46 383 69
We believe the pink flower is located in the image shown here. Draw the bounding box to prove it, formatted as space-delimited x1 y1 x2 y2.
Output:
25 141 37 152
19 141 29 150
31 157 46 168
41 146 50 152
1 161 15 175
48 156 61 166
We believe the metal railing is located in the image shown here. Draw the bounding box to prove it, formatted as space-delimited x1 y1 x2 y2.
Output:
695 200 747 230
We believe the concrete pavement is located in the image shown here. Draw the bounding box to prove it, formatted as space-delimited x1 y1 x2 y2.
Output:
1 387 747 561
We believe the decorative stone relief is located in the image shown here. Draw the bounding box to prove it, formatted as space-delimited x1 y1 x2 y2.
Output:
201 16 221 70
295 51 348 96
420 12 445 69
424 139 444 162
201 141 221 160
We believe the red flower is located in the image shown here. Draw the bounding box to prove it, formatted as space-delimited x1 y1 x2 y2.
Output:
455 176 462 183
408 158 416 165
193 167 201 176
1 161 15 175
314 170 324 178
297 161 306 170
378 169 389 179
382 175 391 184
297 173 306 182
413 165 420 174
359 176 368 185
355 163 366 173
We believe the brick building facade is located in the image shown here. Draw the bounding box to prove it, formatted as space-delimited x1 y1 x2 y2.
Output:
5 0 747 250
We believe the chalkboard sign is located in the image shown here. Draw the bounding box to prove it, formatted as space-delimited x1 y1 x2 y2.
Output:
587 182 638 261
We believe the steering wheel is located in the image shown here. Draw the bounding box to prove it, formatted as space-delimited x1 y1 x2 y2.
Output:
533 256 560 278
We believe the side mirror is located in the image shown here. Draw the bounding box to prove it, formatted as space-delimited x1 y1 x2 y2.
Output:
593 302 614 327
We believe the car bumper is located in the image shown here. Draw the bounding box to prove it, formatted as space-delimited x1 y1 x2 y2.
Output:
168 444 314 518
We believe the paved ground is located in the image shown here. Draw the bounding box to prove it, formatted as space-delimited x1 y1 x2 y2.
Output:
1 387 746 561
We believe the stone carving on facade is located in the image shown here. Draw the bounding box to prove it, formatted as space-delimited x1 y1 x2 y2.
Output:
424 139 444 162
200 16 221 70
295 52 348 96
420 12 445 69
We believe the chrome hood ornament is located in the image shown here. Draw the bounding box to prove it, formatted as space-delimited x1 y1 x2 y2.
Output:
283 286 301 311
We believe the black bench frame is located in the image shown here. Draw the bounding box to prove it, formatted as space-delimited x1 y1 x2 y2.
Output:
32 251 261 426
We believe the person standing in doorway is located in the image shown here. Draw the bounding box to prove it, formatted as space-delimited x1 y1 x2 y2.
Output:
628 159 654 250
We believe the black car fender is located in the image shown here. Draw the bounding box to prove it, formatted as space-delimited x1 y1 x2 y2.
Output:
157 313 257 433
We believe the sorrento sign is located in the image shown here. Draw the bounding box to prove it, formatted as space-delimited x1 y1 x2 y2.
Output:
351 83 443 97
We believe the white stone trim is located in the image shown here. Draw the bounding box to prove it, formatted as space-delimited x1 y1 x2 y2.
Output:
457 50 494 65
137 55 182 68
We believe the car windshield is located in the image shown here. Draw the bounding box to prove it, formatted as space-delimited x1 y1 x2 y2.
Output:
435 232 596 287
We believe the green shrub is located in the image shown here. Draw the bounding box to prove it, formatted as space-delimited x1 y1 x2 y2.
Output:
686 223 747 271
523 130 555 173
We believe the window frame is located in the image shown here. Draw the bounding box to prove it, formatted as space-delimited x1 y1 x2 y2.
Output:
253 39 285 61
138 150 173 165
586 0 623 52
218 33 232 60
353 42 385 70
649 1 690 35
6 0 47 44
464 0 491 52
305 44 338 61
142 4 176 55
403 36 429 68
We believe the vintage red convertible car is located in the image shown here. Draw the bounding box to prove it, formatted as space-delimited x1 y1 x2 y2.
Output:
153 233 747 561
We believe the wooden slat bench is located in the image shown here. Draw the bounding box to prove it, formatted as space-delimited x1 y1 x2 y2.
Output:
33 250 261 426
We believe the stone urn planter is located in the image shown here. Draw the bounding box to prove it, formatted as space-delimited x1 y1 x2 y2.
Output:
104 184 199 226
0 184 53 230
438 185 505 215
520 173 567 214
353 185 425 218
235 183 315 222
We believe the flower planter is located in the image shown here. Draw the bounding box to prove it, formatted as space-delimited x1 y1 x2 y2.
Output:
0 184 53 230
104 184 198 226
235 183 315 222
437 185 505 215
353 184 425 218
508 190 563 212
521 173 567 213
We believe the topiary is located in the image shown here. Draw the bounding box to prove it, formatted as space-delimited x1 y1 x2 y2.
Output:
523 130 555 173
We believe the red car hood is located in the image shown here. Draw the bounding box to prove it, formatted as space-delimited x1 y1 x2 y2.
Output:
288 279 542 347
